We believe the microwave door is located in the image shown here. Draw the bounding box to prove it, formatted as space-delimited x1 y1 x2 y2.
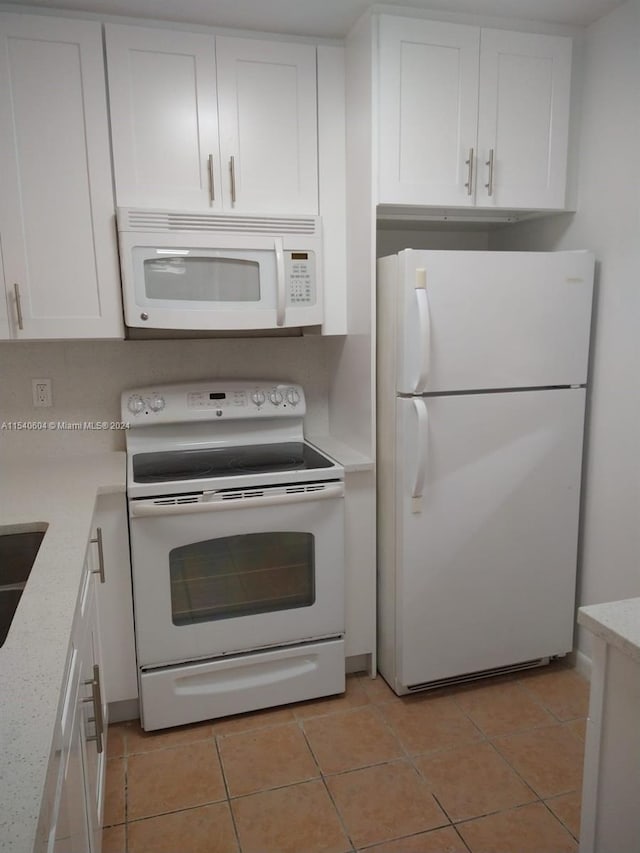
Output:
125 247 280 330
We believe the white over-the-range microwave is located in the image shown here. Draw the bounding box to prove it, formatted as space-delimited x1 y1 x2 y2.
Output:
117 208 323 331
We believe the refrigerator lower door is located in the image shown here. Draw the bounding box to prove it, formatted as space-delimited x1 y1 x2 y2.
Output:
396 388 585 690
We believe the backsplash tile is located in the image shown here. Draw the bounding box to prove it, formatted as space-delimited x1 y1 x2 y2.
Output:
0 337 333 454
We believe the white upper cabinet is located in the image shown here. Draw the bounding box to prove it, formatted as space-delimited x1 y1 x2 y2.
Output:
0 14 123 339
106 26 219 211
378 17 480 208
377 15 572 211
106 25 318 214
215 36 318 213
477 29 571 209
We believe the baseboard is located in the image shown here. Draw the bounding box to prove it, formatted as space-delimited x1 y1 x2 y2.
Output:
574 648 592 681
108 698 140 723
346 653 372 675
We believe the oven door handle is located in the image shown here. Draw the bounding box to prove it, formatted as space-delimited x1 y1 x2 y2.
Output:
130 483 345 517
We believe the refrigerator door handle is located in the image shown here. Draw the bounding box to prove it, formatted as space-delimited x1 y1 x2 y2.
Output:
411 398 429 513
414 270 431 393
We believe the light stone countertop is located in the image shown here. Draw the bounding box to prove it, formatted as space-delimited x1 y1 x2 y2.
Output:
0 452 126 853
578 597 640 665
306 434 374 473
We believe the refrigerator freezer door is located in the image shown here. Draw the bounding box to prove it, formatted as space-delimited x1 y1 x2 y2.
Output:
395 388 585 690
397 250 594 394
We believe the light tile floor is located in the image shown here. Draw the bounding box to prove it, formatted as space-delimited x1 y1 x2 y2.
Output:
102 661 589 853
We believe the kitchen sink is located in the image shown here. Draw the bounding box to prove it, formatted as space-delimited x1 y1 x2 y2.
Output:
0 524 48 647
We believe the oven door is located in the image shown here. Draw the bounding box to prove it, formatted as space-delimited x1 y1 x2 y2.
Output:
128 481 345 668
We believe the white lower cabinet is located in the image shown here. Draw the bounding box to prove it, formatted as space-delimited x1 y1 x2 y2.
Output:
47 649 91 853
38 494 137 851
579 631 640 852
93 493 138 710
44 556 107 853
79 574 107 853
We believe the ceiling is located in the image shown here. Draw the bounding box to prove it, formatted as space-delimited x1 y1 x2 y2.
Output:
4 0 626 37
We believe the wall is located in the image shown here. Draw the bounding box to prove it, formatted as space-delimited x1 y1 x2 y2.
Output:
490 0 640 661
0 337 331 454
376 226 490 258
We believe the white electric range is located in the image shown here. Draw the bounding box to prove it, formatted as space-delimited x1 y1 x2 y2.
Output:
122 380 345 731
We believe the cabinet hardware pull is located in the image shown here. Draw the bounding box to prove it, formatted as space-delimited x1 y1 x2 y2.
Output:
464 148 474 196
230 155 237 204
485 149 495 197
90 527 105 584
83 665 104 754
13 283 24 331
207 154 215 203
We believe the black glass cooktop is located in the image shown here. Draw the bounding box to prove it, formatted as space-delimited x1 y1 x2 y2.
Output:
132 441 335 483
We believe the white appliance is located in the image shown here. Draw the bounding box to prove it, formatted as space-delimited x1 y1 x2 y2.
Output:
117 207 323 331
377 249 594 695
122 380 345 730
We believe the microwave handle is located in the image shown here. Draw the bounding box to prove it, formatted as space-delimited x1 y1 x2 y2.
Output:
275 237 286 327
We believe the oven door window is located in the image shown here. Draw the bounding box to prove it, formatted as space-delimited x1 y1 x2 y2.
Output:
169 532 315 625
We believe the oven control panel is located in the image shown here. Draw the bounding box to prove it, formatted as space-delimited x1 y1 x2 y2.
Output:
122 381 306 424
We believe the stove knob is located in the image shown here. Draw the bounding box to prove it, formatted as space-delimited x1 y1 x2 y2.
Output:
127 394 145 415
148 394 165 413
269 388 284 406
251 390 266 407
285 387 301 406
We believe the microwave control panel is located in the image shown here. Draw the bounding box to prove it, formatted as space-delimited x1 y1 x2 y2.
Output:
285 251 316 306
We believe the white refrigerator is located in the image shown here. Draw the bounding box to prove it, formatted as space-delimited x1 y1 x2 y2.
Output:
377 249 594 694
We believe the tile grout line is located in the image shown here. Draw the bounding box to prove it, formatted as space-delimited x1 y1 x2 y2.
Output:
121 730 233 844
213 733 243 853
298 718 358 853
486 725 584 806
539 794 581 844
451 821 474 853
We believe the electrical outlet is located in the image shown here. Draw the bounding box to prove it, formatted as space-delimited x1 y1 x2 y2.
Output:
32 378 53 408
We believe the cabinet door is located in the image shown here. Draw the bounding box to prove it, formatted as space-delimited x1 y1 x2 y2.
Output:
477 29 572 209
106 24 220 210
0 14 122 339
0 242 9 339
93 493 138 705
48 650 92 853
378 16 480 207
79 573 107 853
215 36 318 213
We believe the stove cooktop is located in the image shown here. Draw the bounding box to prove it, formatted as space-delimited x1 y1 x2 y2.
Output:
132 441 337 484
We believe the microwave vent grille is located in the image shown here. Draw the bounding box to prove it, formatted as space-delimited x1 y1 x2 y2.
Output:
120 208 318 236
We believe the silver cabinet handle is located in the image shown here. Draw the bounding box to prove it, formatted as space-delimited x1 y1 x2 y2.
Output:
464 148 474 196
82 665 104 754
90 527 105 584
13 283 24 331
485 148 495 197
229 155 236 204
207 154 215 203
